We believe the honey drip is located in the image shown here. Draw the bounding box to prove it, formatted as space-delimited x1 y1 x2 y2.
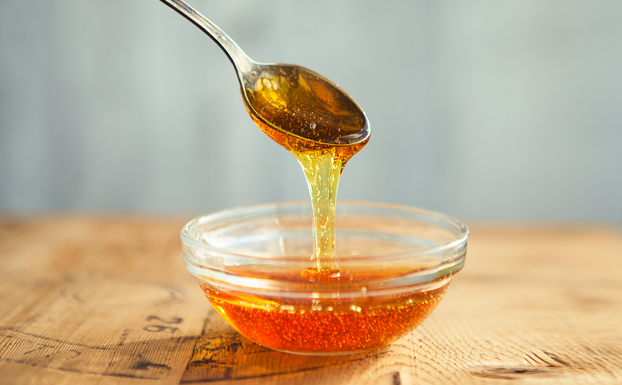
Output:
244 65 370 272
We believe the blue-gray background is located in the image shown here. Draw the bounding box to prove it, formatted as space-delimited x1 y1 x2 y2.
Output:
1 0 621 224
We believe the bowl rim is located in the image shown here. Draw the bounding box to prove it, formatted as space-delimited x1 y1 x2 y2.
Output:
181 200 469 261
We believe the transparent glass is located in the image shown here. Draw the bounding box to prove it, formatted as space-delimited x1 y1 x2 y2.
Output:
181 201 469 355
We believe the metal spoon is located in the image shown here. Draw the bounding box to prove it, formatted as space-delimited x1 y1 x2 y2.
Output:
160 0 370 146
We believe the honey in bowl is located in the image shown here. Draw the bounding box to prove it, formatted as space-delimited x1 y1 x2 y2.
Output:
199 267 451 354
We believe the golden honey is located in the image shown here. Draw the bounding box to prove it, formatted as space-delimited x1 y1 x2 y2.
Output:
199 268 450 354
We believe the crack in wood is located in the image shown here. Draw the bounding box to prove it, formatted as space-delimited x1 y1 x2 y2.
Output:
0 327 110 350
470 346 622 381
470 366 562 380
392 371 401 385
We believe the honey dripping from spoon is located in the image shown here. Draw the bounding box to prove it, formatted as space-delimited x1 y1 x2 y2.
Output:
160 0 371 275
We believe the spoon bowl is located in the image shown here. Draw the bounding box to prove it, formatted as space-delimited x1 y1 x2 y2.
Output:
160 0 370 146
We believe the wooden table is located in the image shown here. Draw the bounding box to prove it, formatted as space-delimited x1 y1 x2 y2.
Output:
1 215 621 384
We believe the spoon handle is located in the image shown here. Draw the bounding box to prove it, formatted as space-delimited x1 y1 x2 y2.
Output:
159 0 254 74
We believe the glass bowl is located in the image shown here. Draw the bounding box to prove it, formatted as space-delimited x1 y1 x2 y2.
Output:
181 201 468 355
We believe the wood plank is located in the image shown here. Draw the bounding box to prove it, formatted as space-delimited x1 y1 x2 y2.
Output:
2 217 622 384
0 215 210 385
182 224 622 384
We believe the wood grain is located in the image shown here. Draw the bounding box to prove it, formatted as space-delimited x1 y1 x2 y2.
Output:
1 217 621 384
182 224 622 385
0 215 209 385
